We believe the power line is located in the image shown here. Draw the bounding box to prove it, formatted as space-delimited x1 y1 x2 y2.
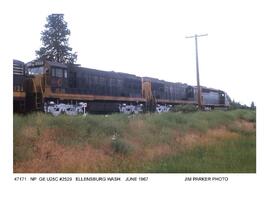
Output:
186 33 208 109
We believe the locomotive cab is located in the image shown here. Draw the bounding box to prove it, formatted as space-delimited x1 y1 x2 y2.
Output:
49 62 68 93
186 86 195 100
24 60 68 110
219 91 225 105
24 60 47 110
26 60 68 93
25 60 50 93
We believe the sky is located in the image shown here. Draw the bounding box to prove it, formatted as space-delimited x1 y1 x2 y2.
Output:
2 0 269 105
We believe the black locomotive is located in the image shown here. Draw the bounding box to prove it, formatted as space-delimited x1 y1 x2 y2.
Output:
13 59 230 115
13 60 26 112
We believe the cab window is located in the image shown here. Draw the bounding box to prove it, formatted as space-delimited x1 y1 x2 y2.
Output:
28 67 44 75
52 67 63 78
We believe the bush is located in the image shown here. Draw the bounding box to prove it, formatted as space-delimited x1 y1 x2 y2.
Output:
171 104 198 113
111 139 133 155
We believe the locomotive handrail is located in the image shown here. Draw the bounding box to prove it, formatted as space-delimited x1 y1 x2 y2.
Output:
32 77 37 93
39 76 45 96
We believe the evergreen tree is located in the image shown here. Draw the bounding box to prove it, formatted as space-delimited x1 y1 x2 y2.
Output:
250 101 256 110
36 14 77 64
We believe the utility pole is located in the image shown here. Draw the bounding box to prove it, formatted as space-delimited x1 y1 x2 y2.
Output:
186 33 208 109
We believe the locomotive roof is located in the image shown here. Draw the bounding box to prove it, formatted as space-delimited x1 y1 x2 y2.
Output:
25 60 68 68
194 86 224 93
13 59 24 65
22 60 225 92
47 61 67 68
71 66 141 79
143 76 188 86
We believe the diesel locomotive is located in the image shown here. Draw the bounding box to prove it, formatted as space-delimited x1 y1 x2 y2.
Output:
13 59 230 115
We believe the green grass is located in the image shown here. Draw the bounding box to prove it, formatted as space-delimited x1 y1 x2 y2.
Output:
143 132 256 173
13 109 256 173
